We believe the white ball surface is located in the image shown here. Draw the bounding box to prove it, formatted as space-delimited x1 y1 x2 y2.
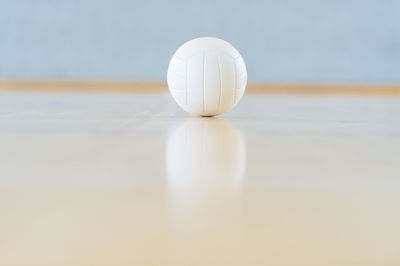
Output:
167 37 247 116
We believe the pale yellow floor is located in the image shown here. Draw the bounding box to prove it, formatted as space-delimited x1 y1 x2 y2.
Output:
0 92 399 265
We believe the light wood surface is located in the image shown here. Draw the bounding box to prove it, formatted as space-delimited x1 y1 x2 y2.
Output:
0 91 399 265
1 80 400 95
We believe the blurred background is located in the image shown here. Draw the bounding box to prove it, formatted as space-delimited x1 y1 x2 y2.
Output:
0 0 399 84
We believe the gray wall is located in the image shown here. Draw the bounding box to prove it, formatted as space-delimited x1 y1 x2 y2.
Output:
1 0 399 83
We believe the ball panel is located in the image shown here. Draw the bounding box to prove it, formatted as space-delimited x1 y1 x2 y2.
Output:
218 53 236 114
234 56 247 104
168 56 186 76
204 52 222 116
167 72 186 91
234 56 247 76
235 75 247 104
167 56 188 106
170 90 186 106
186 52 205 115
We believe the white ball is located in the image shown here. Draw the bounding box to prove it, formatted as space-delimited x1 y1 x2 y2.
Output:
167 37 247 116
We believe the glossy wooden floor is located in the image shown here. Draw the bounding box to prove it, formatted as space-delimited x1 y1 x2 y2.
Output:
0 90 399 265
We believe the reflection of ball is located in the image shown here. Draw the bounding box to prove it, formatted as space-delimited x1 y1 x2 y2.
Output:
166 118 246 188
167 37 247 117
